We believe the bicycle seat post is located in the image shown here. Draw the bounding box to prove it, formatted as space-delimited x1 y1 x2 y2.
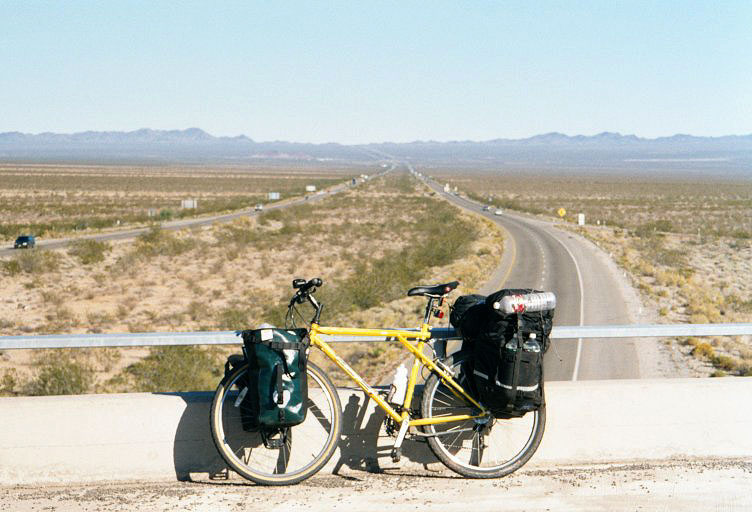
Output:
422 296 436 326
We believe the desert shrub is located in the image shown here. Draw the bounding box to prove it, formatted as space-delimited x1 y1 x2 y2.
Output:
634 220 673 238
681 337 700 347
25 353 93 396
258 301 290 329
257 209 284 226
712 354 739 372
93 347 122 373
691 342 715 360
42 306 80 333
214 305 255 330
277 220 302 236
68 239 111 265
215 219 260 247
135 226 196 258
316 201 477 319
2 250 60 275
0 368 19 396
726 295 752 314
186 300 212 322
0 317 14 330
118 346 224 392
1 259 21 276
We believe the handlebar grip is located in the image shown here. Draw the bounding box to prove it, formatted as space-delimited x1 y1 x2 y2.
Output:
289 278 323 306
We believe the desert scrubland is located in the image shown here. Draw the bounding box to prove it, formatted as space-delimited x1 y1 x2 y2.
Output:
435 169 752 377
0 163 355 242
0 170 503 395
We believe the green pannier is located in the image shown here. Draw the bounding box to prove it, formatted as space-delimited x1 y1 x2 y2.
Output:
241 327 310 428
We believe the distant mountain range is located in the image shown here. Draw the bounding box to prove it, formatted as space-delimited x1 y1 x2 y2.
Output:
1 128 751 174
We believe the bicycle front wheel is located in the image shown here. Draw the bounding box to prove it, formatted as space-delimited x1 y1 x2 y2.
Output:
421 351 545 478
210 360 342 485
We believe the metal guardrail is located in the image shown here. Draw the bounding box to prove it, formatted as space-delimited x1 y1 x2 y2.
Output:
1 323 751 350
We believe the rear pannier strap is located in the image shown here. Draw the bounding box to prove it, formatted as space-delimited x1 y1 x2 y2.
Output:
275 365 284 405
506 317 524 411
264 341 305 350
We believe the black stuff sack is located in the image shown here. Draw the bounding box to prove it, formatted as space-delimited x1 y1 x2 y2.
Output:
241 327 310 428
449 294 487 341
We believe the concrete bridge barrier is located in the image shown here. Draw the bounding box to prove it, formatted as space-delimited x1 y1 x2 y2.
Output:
1 377 750 485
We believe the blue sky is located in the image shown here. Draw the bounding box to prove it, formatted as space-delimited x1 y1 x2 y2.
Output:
1 1 750 143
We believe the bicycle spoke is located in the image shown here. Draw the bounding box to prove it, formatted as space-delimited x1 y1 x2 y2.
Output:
217 369 329 477
422 354 545 476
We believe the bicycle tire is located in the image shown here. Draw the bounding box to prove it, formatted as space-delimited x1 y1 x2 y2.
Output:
210 360 342 485
421 351 545 478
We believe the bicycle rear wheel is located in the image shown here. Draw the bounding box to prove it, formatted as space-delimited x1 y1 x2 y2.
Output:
421 352 545 478
210 360 342 485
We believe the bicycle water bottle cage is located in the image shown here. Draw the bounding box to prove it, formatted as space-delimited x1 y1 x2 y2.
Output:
407 281 459 297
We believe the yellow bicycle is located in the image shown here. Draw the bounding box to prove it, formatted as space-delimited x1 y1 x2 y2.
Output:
210 278 545 485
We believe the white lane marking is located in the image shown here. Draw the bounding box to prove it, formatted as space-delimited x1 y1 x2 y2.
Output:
548 231 585 381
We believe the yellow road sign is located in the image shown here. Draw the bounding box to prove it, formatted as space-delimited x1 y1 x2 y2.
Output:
557 208 566 218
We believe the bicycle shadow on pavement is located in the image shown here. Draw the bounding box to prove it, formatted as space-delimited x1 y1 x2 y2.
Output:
157 392 227 481
162 388 440 483
332 388 438 478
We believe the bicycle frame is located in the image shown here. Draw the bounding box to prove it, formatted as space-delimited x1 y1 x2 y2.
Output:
308 321 487 427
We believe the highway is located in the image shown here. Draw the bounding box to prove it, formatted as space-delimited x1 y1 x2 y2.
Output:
0 167 392 257
418 170 644 381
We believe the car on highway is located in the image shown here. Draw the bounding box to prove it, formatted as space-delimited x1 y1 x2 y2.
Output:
494 209 503 216
482 205 491 211
254 204 264 211
14 235 36 249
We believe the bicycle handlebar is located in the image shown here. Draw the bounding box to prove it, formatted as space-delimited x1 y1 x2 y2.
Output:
289 278 324 318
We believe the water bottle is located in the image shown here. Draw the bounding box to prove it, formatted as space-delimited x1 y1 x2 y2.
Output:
522 333 541 353
493 292 556 314
387 363 408 406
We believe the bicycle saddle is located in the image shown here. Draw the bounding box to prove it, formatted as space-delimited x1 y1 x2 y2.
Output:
406 281 459 297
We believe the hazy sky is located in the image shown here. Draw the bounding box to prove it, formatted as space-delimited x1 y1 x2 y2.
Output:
1 1 751 143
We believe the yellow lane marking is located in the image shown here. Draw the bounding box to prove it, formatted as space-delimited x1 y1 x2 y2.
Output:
496 222 517 289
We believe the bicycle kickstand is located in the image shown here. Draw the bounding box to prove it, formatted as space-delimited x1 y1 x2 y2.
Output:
390 419 410 463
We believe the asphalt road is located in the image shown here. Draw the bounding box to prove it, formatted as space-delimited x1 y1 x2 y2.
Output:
0 167 392 257
420 172 642 381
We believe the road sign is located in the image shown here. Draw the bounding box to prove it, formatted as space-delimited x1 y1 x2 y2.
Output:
558 208 566 218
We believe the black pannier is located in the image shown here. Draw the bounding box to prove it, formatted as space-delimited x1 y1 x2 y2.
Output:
239 327 310 428
451 289 555 418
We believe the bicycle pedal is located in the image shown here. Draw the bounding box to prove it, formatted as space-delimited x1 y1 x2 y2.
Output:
391 447 401 463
